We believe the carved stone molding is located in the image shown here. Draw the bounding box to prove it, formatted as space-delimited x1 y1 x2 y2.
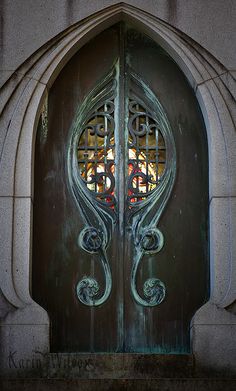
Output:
0 2 235 345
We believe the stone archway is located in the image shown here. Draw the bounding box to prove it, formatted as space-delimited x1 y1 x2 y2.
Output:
0 3 236 375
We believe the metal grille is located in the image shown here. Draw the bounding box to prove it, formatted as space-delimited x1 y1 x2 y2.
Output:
77 100 116 207
128 99 166 205
70 68 176 309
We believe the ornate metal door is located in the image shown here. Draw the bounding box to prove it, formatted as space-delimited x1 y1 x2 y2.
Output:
33 24 209 353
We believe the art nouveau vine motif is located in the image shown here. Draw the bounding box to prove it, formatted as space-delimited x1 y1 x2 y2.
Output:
67 70 117 306
76 227 112 306
77 99 116 207
67 68 176 308
127 74 176 307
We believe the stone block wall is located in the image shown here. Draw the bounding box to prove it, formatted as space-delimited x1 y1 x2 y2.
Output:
0 0 236 381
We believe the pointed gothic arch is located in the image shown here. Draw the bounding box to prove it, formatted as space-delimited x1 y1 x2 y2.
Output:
0 2 235 372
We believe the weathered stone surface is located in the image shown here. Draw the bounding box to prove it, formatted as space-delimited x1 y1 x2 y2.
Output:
220 72 236 101
0 305 49 376
0 289 13 319
192 302 236 326
196 80 236 199
46 354 194 379
192 323 236 375
0 0 236 382
12 197 32 303
0 79 46 197
191 303 236 373
1 378 236 391
1 1 235 88
209 197 236 306
0 352 194 379
0 197 23 309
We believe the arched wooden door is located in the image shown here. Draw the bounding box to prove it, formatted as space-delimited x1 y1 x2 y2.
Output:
33 23 209 353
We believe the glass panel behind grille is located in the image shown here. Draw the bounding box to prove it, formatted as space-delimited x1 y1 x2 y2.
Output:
77 100 115 207
128 100 166 205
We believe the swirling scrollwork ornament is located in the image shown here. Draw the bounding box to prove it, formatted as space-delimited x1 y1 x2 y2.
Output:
75 227 112 306
68 70 117 307
143 278 166 306
78 227 103 253
77 97 116 208
75 226 112 306
129 73 176 307
76 277 100 306
140 228 164 254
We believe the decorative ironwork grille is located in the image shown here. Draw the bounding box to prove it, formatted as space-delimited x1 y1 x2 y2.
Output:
77 98 167 209
77 99 116 207
128 99 166 205
69 67 176 308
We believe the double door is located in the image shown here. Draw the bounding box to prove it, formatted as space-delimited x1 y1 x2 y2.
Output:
33 23 209 353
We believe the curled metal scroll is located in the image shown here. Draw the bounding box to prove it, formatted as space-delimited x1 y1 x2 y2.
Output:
68 68 176 308
76 227 112 306
67 70 117 306
78 99 116 207
128 73 176 307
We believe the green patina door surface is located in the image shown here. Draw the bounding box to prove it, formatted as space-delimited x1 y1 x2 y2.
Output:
33 23 209 353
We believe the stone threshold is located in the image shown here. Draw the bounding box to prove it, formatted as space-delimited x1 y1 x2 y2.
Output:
1 378 236 391
2 353 236 381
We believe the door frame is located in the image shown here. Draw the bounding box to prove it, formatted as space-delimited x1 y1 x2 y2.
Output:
0 3 236 374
